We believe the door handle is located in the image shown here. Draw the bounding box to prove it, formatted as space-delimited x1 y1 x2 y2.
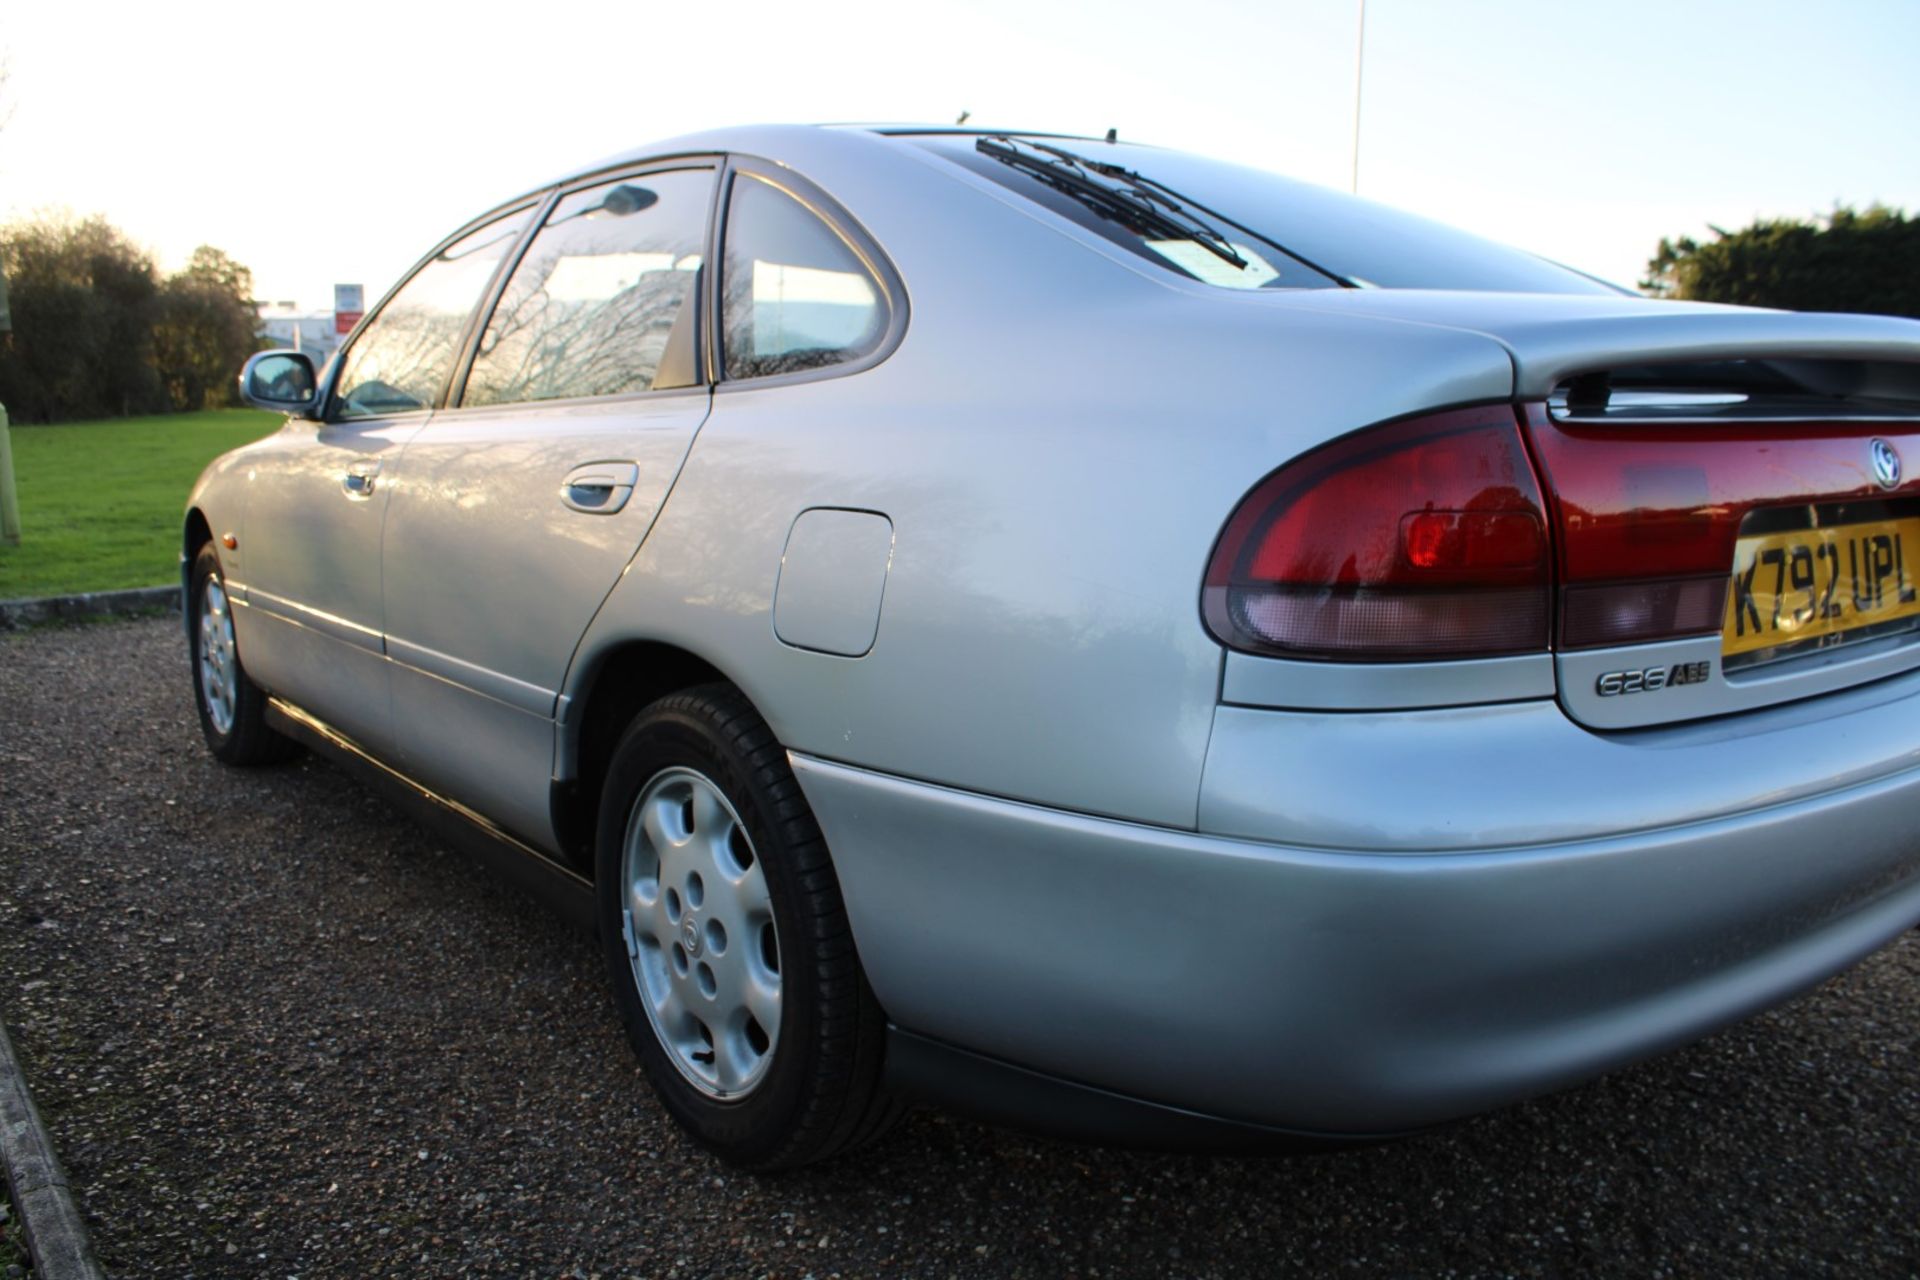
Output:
560 461 639 515
343 458 381 499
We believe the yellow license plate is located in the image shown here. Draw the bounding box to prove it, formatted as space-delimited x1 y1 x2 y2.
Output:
1723 516 1920 656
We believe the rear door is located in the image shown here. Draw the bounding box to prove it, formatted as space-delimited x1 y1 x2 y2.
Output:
379 163 717 846
239 206 534 755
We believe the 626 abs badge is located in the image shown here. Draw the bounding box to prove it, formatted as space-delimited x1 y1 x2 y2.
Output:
1596 661 1713 697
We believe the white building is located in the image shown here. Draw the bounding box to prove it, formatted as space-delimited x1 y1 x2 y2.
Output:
256 302 343 367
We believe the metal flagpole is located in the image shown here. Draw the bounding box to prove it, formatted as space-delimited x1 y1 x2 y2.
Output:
1351 0 1367 194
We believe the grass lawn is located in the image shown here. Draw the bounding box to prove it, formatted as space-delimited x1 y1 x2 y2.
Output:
0 1203 22 1274
0 408 282 598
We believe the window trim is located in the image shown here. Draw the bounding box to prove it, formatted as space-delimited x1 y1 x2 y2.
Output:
443 156 725 414
323 197 547 425
708 156 910 393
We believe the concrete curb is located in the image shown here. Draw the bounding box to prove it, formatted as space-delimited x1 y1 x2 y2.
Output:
0 1018 106 1280
0 585 177 631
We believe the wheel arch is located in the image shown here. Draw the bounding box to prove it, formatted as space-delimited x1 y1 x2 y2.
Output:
185 507 214 559
553 637 736 874
182 508 214 645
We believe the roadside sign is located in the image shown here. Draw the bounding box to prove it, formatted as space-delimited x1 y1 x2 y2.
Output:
334 283 364 335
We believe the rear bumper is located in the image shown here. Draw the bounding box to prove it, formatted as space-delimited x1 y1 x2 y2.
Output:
792 686 1920 1135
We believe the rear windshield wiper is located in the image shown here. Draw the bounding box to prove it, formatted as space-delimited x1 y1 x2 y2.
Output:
976 135 1250 271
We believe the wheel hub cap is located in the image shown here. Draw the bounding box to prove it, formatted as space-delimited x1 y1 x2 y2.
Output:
197 577 238 735
620 767 781 1099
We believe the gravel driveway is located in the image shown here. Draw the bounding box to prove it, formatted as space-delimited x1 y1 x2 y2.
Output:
2 616 1916 1278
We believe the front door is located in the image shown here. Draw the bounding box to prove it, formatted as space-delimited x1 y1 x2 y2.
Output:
238 206 535 754
236 413 419 752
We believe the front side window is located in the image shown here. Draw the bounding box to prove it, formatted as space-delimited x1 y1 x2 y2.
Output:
333 209 531 419
464 168 713 406
721 173 887 381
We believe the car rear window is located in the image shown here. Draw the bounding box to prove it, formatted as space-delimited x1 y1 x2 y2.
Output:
909 134 1622 296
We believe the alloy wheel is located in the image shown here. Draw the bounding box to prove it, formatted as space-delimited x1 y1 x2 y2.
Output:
197 577 238 735
620 766 782 1099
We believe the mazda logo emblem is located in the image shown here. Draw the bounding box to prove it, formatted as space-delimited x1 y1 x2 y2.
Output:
1871 438 1902 490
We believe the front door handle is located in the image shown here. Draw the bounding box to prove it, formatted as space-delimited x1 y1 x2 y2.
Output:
560 461 639 515
343 458 381 499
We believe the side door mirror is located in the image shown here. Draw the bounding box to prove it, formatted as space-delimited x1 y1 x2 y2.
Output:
239 350 322 418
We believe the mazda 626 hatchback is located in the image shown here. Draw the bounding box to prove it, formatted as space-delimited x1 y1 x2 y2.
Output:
188 123 1920 1168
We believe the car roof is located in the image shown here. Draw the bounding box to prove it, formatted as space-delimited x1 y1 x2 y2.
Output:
476 124 1175 243
549 123 1121 187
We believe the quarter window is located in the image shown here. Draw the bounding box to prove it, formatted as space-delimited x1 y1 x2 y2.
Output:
333 209 530 419
720 173 887 381
464 169 713 406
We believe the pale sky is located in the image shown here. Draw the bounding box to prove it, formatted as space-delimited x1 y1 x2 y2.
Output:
3 0 1916 311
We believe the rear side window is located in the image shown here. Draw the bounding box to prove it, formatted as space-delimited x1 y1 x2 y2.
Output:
464 168 713 406
720 173 887 381
334 209 531 419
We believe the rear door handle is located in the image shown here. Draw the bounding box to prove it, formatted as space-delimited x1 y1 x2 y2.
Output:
343 458 381 499
560 461 640 515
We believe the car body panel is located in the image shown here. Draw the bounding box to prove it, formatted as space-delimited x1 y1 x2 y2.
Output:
381 390 712 842
1555 628 1920 731
229 415 424 756
182 443 254 636
792 733 1920 1133
1220 649 1555 710
1199 660 1920 851
566 308 1515 827
1232 288 1920 396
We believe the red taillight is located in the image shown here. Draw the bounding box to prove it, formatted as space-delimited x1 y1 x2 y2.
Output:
1203 406 1551 660
1521 402 1738 647
1208 401 1920 663
1519 403 1920 649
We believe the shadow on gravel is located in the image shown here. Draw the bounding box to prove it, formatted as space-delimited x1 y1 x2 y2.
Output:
1 618 1915 1279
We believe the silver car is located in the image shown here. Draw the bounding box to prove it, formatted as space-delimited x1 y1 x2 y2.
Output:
189 124 1920 1169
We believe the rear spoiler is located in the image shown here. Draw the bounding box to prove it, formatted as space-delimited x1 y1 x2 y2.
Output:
1502 308 1920 400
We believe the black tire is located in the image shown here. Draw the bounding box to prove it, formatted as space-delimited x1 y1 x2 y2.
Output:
188 542 296 766
595 684 901 1169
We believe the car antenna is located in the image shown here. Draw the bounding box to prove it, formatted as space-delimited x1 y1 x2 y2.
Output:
956 109 971 125
1105 127 1117 143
